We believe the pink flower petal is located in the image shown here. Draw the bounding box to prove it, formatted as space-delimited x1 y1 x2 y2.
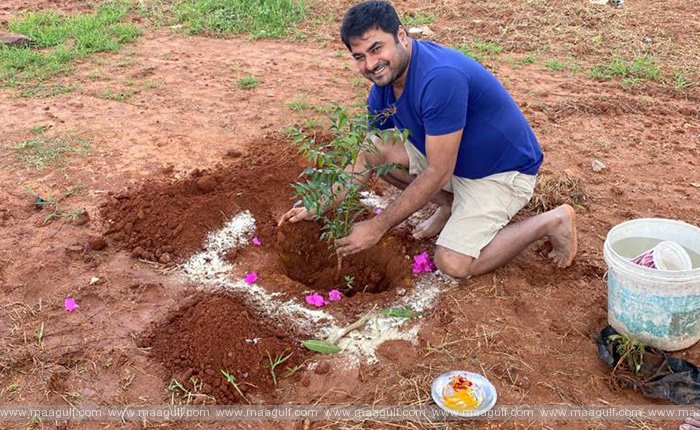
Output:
374 208 383 215
251 236 262 246
244 272 258 284
305 293 327 307
328 289 343 302
412 251 435 274
64 297 79 313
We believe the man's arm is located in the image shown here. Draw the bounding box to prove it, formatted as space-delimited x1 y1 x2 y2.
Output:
335 129 462 256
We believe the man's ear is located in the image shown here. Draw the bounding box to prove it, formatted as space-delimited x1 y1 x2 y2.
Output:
397 26 409 48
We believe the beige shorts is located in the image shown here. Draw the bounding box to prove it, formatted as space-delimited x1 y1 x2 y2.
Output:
405 140 536 259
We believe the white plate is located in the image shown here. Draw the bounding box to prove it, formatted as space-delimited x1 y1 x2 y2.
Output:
431 370 497 417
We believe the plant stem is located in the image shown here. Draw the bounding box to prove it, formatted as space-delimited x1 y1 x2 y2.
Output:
335 255 343 281
329 305 377 344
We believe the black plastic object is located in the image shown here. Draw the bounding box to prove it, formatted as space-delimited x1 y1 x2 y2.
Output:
597 326 700 404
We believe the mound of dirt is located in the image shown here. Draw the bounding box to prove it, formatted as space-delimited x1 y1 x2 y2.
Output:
101 133 303 261
140 292 308 404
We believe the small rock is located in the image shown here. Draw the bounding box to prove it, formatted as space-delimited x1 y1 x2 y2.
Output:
591 159 607 173
89 277 101 286
88 236 107 250
72 211 90 226
397 288 406 297
642 36 653 45
0 33 31 47
131 246 145 259
196 175 218 193
159 253 172 264
407 26 435 38
66 245 84 254
314 362 331 375
225 149 242 158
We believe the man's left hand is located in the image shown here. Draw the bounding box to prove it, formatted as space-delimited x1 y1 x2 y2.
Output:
336 219 387 257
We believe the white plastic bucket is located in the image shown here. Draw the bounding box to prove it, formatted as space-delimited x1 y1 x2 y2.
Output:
603 218 700 351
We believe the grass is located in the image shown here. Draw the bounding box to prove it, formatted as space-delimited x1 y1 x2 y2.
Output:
167 377 214 405
236 75 260 89
673 70 695 89
266 350 292 386
401 12 435 28
589 55 661 83
220 369 249 403
30 125 49 134
456 40 503 64
0 1 141 90
20 82 77 98
22 184 86 223
99 89 136 101
545 59 566 71
175 0 306 39
545 58 580 74
15 135 90 169
526 172 589 214
521 55 537 65
286 95 309 111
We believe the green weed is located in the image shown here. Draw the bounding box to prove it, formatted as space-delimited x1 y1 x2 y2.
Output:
545 60 566 71
673 70 694 89
35 322 45 344
456 40 503 63
1 1 141 88
401 12 435 28
220 369 249 403
30 125 49 134
6 383 20 393
266 350 293 386
286 95 309 111
15 135 90 169
20 82 77 98
99 89 136 101
22 184 86 223
589 55 660 83
175 0 306 39
236 75 260 89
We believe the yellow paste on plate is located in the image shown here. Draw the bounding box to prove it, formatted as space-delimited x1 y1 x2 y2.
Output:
443 375 479 412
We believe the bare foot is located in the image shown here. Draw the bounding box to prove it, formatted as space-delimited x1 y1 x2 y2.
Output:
413 205 451 240
680 416 700 430
547 204 578 268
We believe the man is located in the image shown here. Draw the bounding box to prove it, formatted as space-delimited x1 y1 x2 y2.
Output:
279 1 577 279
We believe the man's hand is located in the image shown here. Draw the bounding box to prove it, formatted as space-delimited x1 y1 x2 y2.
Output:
336 218 387 257
277 206 316 226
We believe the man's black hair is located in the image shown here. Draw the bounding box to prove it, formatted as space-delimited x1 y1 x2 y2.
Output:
340 1 402 50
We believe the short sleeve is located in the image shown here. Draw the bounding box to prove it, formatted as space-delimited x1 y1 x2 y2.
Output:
421 67 469 136
367 85 395 131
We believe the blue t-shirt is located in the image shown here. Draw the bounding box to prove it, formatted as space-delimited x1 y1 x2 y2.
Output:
368 40 543 179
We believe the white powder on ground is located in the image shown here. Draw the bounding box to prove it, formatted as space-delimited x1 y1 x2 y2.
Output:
182 211 335 331
181 210 448 366
359 191 387 210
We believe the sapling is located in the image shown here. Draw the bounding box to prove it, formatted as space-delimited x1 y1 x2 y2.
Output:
291 106 408 279
609 334 646 374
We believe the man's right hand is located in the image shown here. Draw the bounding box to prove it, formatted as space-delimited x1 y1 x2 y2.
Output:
277 206 316 226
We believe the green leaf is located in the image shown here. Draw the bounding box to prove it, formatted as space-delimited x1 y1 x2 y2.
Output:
379 307 426 319
302 339 341 354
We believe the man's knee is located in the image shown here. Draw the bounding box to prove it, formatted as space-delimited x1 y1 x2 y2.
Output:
434 248 474 279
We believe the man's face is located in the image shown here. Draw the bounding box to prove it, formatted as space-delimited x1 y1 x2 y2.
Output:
348 27 410 87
